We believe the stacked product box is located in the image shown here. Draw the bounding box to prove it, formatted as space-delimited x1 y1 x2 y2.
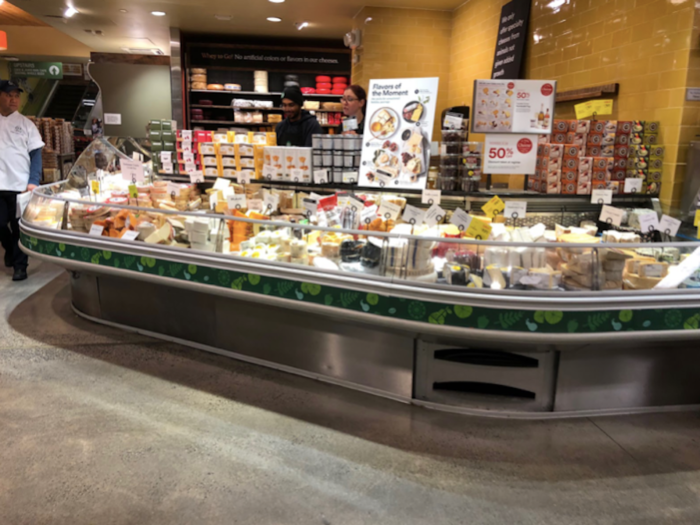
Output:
437 129 482 192
150 120 177 173
533 119 664 196
263 146 314 183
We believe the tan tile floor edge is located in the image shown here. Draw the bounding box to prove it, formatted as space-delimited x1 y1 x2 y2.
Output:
2 259 700 524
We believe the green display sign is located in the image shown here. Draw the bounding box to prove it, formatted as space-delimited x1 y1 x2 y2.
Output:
9 62 63 80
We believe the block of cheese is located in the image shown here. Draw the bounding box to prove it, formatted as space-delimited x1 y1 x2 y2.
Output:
639 262 668 279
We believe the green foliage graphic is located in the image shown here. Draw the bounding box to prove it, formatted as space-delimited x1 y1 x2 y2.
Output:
366 293 379 306
545 311 563 325
684 314 700 330
586 313 610 331
300 283 322 296
498 311 523 329
664 310 682 328
248 274 261 286
277 281 294 297
408 301 427 320
619 310 633 323
218 271 232 286
340 292 359 308
534 311 545 324
454 305 473 319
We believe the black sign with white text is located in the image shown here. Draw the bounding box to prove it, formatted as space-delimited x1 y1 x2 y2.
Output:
491 0 531 80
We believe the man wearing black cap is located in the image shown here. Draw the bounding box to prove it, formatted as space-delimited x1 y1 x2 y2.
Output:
275 86 322 147
0 80 44 282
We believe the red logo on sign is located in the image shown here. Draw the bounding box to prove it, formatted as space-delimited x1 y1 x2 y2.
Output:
541 83 554 96
507 82 515 90
517 138 533 154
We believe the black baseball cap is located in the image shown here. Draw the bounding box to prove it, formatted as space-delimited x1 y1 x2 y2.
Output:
0 81 23 94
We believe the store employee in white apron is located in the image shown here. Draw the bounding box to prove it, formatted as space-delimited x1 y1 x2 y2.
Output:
0 80 44 282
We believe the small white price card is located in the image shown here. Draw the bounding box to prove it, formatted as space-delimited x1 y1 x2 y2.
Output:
248 199 263 211
302 198 318 217
599 205 625 227
163 163 174 174
209 194 217 210
132 151 143 162
160 151 172 163
121 158 145 184
348 195 364 213
659 214 681 236
213 178 230 191
237 171 252 184
89 224 104 237
290 168 304 183
343 117 358 132
262 165 276 181
342 172 358 184
227 194 247 211
422 189 442 205
121 230 139 241
189 170 205 184
378 200 402 221
424 204 446 227
402 204 426 226
314 169 329 184
167 182 181 197
504 201 527 220
375 172 393 187
591 189 613 204
450 208 472 232
638 212 660 233
443 112 464 130
263 193 280 213
624 178 643 193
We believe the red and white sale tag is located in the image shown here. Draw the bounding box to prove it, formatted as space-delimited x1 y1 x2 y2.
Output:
483 134 537 174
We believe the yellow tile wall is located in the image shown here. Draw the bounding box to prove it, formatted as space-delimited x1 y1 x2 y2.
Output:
352 7 453 138
355 1 700 212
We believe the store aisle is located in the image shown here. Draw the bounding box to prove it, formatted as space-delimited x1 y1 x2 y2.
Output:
1 261 700 525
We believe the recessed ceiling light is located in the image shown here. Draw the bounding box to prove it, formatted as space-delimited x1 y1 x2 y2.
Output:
269 0 285 3
119 9 128 13
151 11 166 17
267 17 282 22
215 14 232 21
64 6 79 18
297 21 309 30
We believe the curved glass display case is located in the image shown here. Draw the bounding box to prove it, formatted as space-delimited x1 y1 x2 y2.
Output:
18 138 700 417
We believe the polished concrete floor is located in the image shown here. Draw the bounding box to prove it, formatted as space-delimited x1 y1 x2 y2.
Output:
2 260 700 524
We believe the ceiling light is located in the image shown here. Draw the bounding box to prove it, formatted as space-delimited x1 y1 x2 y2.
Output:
119 9 127 13
297 21 309 30
64 6 79 18
215 14 232 21
0 1 5 6
269 0 285 3
151 11 166 17
267 17 281 22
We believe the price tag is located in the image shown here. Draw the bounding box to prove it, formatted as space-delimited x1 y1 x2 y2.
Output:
424 204 446 227
128 184 138 199
599 205 625 227
481 195 505 218
624 178 643 193
443 112 464 130
465 218 493 240
694 209 700 227
163 163 174 174
450 208 472 232
96 169 106 180
121 158 145 184
342 172 358 184
375 171 393 187
121 230 139 241
167 182 181 197
343 117 358 132
421 189 442 205
290 168 304 183
132 151 143 162
262 165 276 181
337 192 350 209
504 201 527 220
659 214 681 236
378 200 402 221
189 171 205 184
591 189 613 204
302 198 318 218
89 224 104 237
90 180 100 195
638 212 660 233
227 194 247 211
263 193 280 213
237 171 252 184
248 199 263 211
347 195 364 213
402 204 426 226
213 178 230 191
16 191 31 219
314 169 329 184
181 130 193 142
209 193 218 210
160 151 172 163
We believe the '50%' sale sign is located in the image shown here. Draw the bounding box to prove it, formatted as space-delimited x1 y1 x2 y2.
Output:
483 134 537 175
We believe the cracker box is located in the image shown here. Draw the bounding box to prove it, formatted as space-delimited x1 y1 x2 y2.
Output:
604 121 618 133
647 170 662 182
578 169 592 181
551 132 567 144
563 157 579 170
629 145 649 158
647 181 660 194
562 169 578 182
601 133 616 146
587 133 603 146
614 145 629 158
601 145 615 157
579 157 593 172
542 157 562 170
644 121 660 134
611 170 626 181
614 157 628 170
592 170 611 182
618 121 633 134
566 132 586 146
649 145 665 158
590 120 606 134
553 120 569 133
588 145 602 157
631 158 649 170
562 181 577 194
563 144 582 159
592 180 609 190
642 134 658 145
627 169 647 178
615 133 630 146
545 181 561 194
574 120 591 134
630 133 643 145
648 157 663 170
632 121 644 133
577 179 591 195
593 157 614 171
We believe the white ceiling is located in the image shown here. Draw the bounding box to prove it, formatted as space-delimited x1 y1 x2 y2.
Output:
8 0 465 56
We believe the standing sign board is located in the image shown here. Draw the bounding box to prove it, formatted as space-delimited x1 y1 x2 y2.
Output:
492 0 531 80
472 79 556 135
360 77 439 190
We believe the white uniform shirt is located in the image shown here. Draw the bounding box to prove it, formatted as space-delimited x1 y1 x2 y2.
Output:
0 111 45 192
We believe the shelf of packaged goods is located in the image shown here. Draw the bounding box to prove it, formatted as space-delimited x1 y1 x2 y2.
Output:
190 90 342 98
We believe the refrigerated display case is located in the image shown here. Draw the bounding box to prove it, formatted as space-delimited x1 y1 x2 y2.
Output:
19 140 700 418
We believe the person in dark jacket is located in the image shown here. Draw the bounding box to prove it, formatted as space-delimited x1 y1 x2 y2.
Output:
275 86 323 147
